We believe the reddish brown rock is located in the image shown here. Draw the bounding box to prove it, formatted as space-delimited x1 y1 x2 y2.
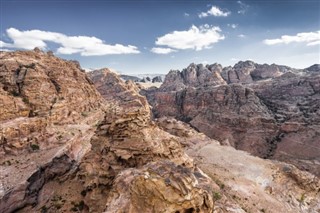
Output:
2 51 320 213
144 61 320 176
0 49 105 213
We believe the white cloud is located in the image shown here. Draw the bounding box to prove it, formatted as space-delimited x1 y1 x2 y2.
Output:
0 28 140 56
0 48 11 52
155 25 225 51
237 1 249 14
307 40 320 46
151 47 177 54
184 13 190 17
238 34 246 38
264 31 320 46
199 6 231 18
228 24 238 29
230 58 239 61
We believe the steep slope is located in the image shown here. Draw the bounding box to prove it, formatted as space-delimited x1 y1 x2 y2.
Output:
2 67 215 213
0 49 105 212
157 117 320 213
1 52 319 213
84 67 320 213
144 62 320 176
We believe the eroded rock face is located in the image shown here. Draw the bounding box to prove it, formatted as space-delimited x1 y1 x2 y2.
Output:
144 61 320 176
157 117 320 213
105 161 214 213
87 68 148 111
251 72 320 176
75 77 215 212
10 63 215 213
0 49 105 212
161 63 226 92
0 50 103 153
2 51 320 213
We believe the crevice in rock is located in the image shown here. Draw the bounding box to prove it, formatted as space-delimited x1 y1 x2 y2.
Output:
175 89 186 117
50 79 61 93
263 132 285 159
0 154 76 213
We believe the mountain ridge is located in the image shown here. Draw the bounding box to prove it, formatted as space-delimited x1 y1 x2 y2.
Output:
143 61 320 177
0 50 319 213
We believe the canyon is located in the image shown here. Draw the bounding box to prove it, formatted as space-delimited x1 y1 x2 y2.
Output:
0 49 319 213
143 62 320 177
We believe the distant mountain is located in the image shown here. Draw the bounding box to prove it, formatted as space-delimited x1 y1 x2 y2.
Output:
305 64 320 72
120 74 141 82
120 74 165 83
143 61 320 177
1 50 319 213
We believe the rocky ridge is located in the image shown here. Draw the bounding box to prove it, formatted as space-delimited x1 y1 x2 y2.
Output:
144 61 320 177
0 49 106 212
0 58 216 213
0 50 319 213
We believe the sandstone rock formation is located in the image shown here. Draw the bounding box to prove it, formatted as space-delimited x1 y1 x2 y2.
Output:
1 50 320 213
0 57 215 213
78 68 215 213
158 117 320 212
144 61 320 177
0 49 105 212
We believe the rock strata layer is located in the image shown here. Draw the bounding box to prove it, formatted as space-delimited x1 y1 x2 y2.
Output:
144 62 320 176
1 51 320 213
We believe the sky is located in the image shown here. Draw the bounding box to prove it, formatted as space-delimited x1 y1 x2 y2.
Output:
1 0 319 74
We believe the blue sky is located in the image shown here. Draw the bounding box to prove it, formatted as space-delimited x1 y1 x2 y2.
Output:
1 0 319 74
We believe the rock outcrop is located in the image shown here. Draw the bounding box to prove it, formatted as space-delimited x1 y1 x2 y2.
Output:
1 60 215 213
144 61 320 177
0 49 105 212
158 117 320 212
1 51 320 213
152 76 163 83
77 69 215 213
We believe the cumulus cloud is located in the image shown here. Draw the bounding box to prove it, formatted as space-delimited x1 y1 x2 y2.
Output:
155 25 225 51
263 31 320 46
0 28 140 56
151 47 177 54
199 6 230 18
237 1 249 14
184 13 190 17
238 34 246 38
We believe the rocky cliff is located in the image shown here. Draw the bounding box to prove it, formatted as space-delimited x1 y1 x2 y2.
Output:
0 57 216 213
1 51 319 213
0 49 105 212
144 62 320 177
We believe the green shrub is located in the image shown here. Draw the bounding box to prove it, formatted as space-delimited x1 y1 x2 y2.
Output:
30 144 40 151
212 192 222 201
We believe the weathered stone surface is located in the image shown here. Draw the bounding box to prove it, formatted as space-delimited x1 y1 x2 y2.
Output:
144 61 320 176
0 50 102 123
157 117 320 213
9 64 215 213
88 68 149 112
160 63 226 92
0 49 105 212
105 161 214 213
2 51 320 213
76 87 210 212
